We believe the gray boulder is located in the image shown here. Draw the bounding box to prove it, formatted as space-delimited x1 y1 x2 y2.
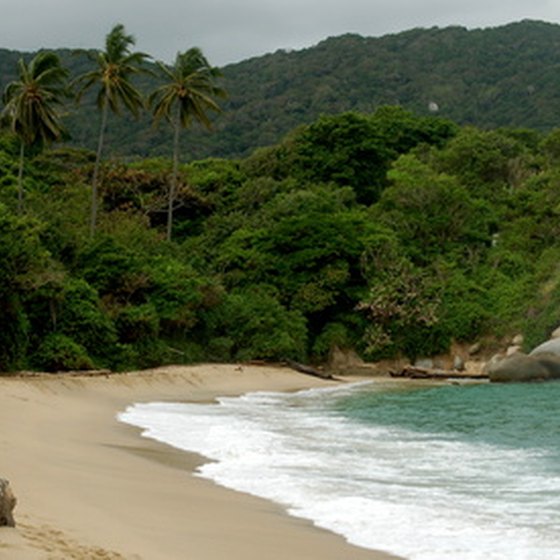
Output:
488 353 550 383
0 479 16 527
488 351 560 383
529 338 560 357
551 326 560 339
532 353 560 378
506 345 522 356
414 357 434 369
453 355 465 371
512 334 524 346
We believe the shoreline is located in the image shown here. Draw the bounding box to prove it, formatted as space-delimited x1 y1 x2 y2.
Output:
0 364 402 560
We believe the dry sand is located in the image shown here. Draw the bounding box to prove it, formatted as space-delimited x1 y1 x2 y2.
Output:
0 364 402 559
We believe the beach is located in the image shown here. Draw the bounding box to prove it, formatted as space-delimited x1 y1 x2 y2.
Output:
0 364 400 560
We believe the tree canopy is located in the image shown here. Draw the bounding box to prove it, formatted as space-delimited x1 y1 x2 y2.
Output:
0 99 559 372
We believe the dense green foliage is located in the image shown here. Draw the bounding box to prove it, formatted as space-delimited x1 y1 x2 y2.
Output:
2 98 560 372
3 20 560 160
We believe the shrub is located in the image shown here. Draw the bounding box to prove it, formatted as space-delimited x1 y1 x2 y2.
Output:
205 287 308 361
33 334 93 372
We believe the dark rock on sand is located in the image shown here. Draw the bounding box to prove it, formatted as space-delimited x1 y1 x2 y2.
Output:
0 479 16 527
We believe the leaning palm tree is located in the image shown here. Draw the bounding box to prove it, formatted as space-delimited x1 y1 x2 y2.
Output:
75 24 149 237
2 51 69 212
149 48 226 241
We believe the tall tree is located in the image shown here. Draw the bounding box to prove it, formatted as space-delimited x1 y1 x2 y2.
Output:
75 24 149 237
150 48 225 241
2 51 69 212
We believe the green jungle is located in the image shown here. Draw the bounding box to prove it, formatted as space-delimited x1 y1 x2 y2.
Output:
2 21 560 372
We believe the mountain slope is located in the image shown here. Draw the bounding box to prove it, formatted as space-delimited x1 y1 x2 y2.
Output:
1 20 560 159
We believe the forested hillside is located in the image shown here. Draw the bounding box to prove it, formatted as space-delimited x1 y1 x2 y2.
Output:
3 103 560 373
2 20 560 160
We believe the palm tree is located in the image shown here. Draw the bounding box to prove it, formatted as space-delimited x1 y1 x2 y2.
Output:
150 48 226 241
75 24 149 237
2 51 69 212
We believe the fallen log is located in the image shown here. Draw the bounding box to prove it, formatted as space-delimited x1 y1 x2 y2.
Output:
390 365 488 380
284 359 334 380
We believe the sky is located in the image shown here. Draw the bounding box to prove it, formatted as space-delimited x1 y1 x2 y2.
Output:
1 0 559 67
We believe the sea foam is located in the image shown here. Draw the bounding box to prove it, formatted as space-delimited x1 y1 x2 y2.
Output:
119 382 560 560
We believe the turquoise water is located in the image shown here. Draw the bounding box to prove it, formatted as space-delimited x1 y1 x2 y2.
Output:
120 380 560 560
335 381 560 463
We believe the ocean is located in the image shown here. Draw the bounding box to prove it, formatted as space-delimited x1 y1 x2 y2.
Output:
118 379 560 560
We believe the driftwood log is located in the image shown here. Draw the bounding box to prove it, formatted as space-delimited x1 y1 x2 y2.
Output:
390 365 488 380
285 360 334 380
0 479 16 527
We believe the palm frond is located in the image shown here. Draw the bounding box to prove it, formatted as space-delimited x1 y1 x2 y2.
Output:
73 23 149 119
149 47 226 131
2 51 69 147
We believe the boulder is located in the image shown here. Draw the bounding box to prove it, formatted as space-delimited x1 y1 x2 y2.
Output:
327 346 375 375
0 479 16 527
483 352 505 375
453 355 465 371
506 345 522 357
468 342 482 356
488 352 560 383
512 334 524 346
529 338 560 357
551 326 560 339
414 357 434 370
532 353 560 378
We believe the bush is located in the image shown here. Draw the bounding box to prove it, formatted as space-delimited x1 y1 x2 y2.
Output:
312 323 352 359
33 334 94 372
115 304 160 343
56 278 117 362
0 295 29 372
204 287 308 361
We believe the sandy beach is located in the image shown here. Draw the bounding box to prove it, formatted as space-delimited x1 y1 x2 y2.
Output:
0 364 401 559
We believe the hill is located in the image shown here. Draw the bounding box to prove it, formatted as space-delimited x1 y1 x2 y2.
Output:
1 20 560 159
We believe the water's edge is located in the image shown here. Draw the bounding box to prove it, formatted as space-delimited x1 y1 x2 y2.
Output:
119 381 560 560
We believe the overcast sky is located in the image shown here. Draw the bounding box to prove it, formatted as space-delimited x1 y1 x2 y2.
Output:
1 0 559 66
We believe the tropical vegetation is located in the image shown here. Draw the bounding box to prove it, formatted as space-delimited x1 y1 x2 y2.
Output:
2 23 560 374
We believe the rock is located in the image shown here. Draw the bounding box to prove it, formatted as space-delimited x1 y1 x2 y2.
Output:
468 342 481 356
532 352 560 378
0 479 16 527
506 345 522 357
551 326 560 339
487 353 550 383
529 338 560 357
488 351 560 383
414 358 433 369
512 334 524 346
453 355 465 371
328 346 364 369
482 353 505 375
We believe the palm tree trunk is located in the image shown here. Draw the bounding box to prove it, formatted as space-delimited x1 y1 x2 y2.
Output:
167 106 181 242
90 101 109 238
17 141 24 213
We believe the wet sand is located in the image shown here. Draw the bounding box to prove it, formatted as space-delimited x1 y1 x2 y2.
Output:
0 364 402 559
